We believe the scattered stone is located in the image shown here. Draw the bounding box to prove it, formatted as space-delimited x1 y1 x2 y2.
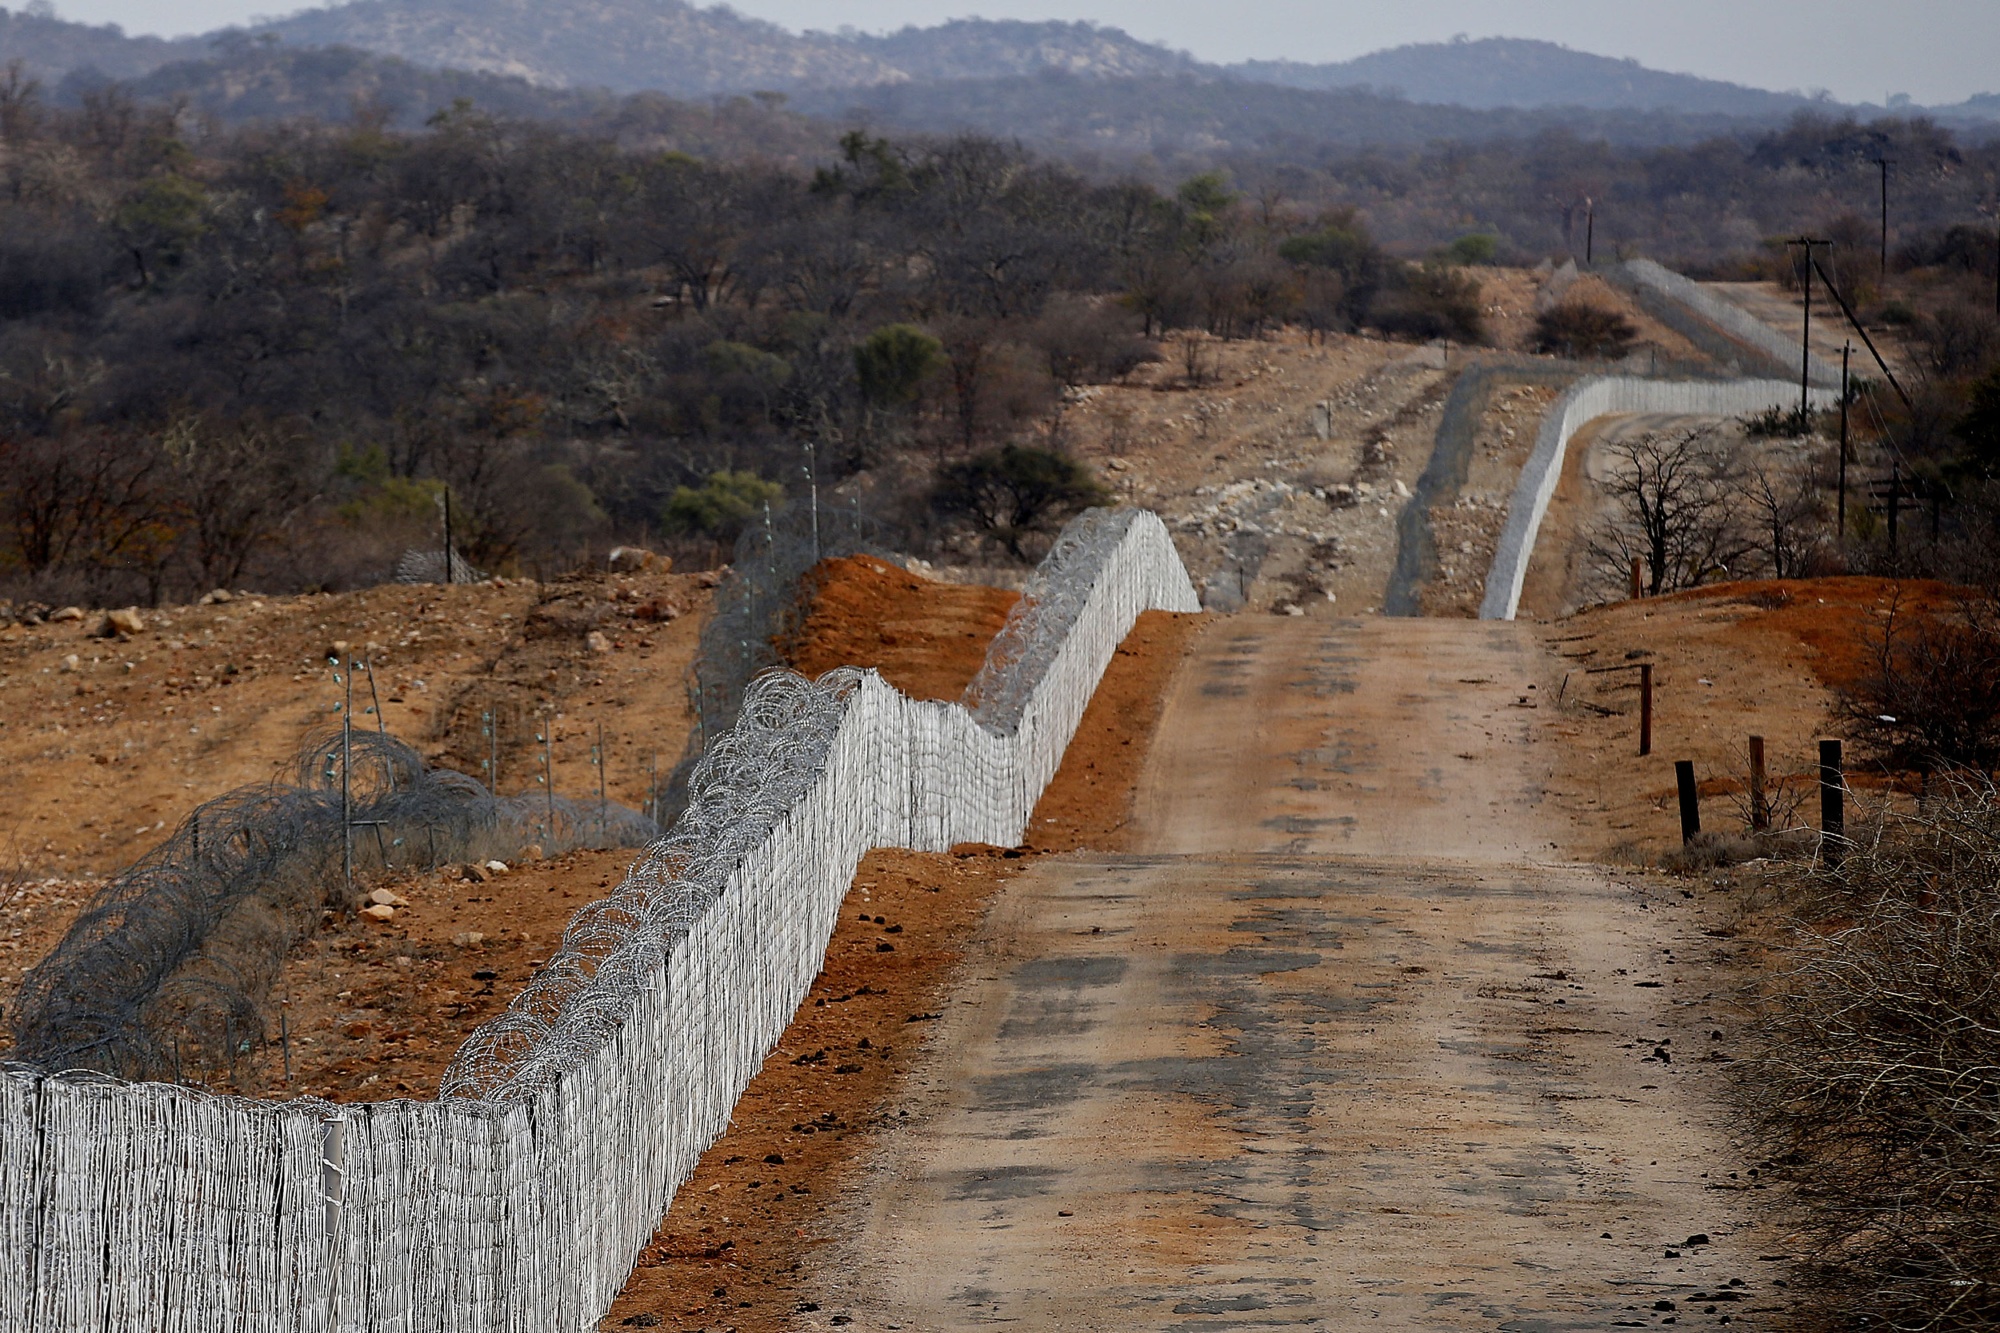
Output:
606 546 667 574
517 843 545 862
452 931 487 948
393 955 414 969
633 598 681 623
200 589 233 605
585 630 613 654
360 903 396 921
59 654 79 672
482 860 509 874
1685 1233 1711 1246
367 887 409 908
327 640 351 663
100 608 145 637
49 606 83 623
460 862 489 883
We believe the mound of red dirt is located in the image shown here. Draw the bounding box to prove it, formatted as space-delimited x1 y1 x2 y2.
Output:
1657 577 1972 693
784 556 1019 701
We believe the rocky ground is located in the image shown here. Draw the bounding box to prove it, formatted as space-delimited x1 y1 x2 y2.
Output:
0 563 715 1066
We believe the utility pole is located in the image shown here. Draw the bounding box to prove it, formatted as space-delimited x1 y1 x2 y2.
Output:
1872 158 1894 280
1585 198 1596 267
1838 342 1851 538
1787 237 1831 417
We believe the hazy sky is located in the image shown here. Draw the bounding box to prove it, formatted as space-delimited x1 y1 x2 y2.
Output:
48 0 2000 106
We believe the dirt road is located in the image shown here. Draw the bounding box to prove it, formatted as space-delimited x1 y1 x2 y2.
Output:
807 618 1788 1330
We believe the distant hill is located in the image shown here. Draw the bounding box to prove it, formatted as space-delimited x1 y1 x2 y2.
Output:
0 6 195 83
111 42 834 160
840 19 1197 82
1232 37 1813 116
795 72 1787 159
0 0 1990 148
251 0 901 95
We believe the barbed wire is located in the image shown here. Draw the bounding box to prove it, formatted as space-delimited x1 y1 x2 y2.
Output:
11 728 657 1085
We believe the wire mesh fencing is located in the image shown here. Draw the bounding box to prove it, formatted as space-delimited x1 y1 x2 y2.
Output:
9 729 661 1090
0 507 1198 1332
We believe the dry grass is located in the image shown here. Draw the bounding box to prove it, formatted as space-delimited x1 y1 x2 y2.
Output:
1741 782 2000 1330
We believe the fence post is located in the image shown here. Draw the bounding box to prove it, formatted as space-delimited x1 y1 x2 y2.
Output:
1748 735 1768 832
1675 759 1700 845
320 1117 348 1325
1630 556 1644 600
1638 663 1653 757
1820 738 1845 864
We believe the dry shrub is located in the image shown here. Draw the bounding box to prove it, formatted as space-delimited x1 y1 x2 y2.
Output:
1744 783 2000 1329
1840 590 2000 774
1530 301 1636 359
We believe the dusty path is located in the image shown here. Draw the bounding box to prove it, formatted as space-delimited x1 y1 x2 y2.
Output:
809 619 1788 1330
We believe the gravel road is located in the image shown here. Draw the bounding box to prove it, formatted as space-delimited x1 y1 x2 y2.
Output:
806 617 1789 1330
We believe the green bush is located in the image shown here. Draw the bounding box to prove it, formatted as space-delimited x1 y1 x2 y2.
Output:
1367 261 1484 343
854 324 944 408
1279 211 1382 328
1444 233 1499 266
932 446 1109 561
662 470 786 542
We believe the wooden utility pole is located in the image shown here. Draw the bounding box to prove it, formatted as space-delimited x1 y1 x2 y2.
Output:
1585 198 1596 266
1629 556 1644 601
1787 237 1830 417
1838 342 1851 537
1889 460 1901 557
1873 158 1894 280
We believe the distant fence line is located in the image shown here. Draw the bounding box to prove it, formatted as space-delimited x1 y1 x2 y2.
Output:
1477 376 1844 620
0 507 1198 1332
1614 259 1844 388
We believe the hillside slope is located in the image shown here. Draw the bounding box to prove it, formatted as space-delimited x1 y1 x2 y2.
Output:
1235 36 1813 115
254 0 899 93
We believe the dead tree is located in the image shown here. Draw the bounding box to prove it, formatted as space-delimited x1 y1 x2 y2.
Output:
1588 425 1754 595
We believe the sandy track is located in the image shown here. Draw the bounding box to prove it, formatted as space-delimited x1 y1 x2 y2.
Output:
809 618 1792 1330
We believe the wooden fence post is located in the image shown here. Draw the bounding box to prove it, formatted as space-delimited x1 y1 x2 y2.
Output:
1676 760 1701 845
1630 556 1644 600
1639 663 1653 757
1820 738 1845 864
1749 735 1768 832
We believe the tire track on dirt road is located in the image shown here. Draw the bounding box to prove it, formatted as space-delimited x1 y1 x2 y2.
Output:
808 617 1793 1330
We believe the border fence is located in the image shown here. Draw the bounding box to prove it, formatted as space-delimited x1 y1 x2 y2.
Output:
1477 376 1844 620
0 507 1199 1332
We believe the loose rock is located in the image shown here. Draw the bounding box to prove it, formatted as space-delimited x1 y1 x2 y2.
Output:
100 608 145 638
